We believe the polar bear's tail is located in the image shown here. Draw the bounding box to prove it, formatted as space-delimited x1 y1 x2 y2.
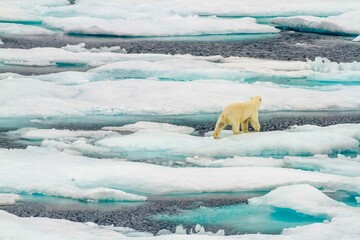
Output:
213 114 227 139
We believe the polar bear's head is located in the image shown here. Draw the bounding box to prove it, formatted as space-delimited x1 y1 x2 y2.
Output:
251 96 262 108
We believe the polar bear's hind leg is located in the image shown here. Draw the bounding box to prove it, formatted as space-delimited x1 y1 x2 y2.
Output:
213 115 227 139
232 121 241 135
241 119 249 133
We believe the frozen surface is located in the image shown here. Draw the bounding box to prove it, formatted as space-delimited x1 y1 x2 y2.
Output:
43 16 279 37
305 57 360 72
1 146 359 199
186 156 283 168
2 0 360 37
353 35 360 42
97 124 360 159
187 154 360 177
6 124 360 171
272 11 360 35
284 154 360 177
0 194 20 205
1 77 359 117
0 23 55 36
3 0 360 20
102 122 195 134
1 185 360 239
61 43 126 53
249 184 357 217
12 128 118 141
0 48 359 85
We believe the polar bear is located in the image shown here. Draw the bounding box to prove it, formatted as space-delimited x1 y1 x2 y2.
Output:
213 96 262 139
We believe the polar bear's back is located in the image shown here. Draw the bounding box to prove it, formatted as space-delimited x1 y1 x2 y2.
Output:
222 98 261 122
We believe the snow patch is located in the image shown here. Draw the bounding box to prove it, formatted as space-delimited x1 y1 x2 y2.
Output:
249 184 358 217
61 43 126 53
0 193 20 205
1 146 357 197
102 122 195 134
272 11 360 35
353 35 360 41
186 156 283 168
44 16 279 37
1 78 359 117
97 124 360 159
306 57 360 72
0 23 55 36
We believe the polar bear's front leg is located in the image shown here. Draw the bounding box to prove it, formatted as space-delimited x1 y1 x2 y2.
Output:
250 116 260 132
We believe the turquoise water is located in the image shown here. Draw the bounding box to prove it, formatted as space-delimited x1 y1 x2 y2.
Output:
154 204 327 234
326 191 360 207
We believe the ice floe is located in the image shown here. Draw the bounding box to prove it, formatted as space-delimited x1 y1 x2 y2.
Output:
186 156 283 168
6 124 360 170
43 16 279 37
306 57 360 72
0 47 130 67
249 184 358 217
102 121 195 134
353 35 360 42
1 48 359 85
187 154 360 177
3 0 360 37
98 124 360 159
0 23 55 36
0 193 20 205
12 127 118 141
272 11 360 35
4 0 360 21
1 146 359 199
284 154 360 177
1 185 360 239
61 43 126 53
0 147 148 201
1 77 359 117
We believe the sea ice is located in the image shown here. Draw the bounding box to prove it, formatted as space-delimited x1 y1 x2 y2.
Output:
98 124 360 158
186 156 283 168
249 184 358 217
1 185 360 239
272 11 360 35
306 57 360 72
187 154 360 177
2 0 360 37
102 121 195 134
353 35 360 42
61 43 126 53
11 127 118 141
1 146 359 199
0 23 55 36
1 48 359 85
1 77 359 117
0 193 20 205
284 154 360 177
43 16 279 37
0 2 42 22
4 0 360 21
7 125 359 174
